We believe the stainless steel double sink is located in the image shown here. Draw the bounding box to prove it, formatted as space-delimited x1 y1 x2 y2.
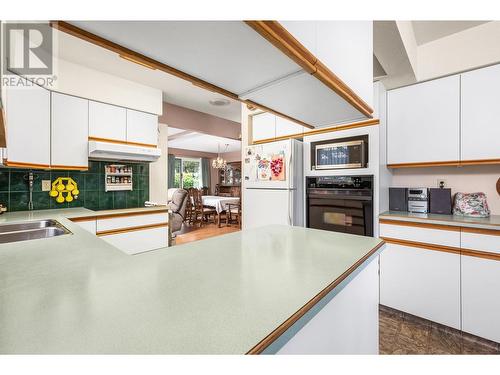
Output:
0 219 72 244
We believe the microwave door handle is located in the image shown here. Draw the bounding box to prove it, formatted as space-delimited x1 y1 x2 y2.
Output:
360 141 366 167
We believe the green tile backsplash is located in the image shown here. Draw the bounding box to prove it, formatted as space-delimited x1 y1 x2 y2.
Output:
0 161 149 212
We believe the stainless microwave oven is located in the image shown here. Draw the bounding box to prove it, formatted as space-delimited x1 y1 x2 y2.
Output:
311 135 368 170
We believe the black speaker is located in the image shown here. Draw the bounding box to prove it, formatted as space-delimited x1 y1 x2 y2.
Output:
389 187 408 211
430 188 452 215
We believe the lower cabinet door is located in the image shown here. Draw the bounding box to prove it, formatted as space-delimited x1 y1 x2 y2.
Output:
100 226 168 255
73 220 96 234
461 255 500 343
380 243 461 329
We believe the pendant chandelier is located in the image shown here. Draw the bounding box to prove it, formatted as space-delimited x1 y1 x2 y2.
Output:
212 143 229 169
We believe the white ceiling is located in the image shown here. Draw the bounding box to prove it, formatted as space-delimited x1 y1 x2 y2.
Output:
55 30 242 123
168 127 241 154
411 21 489 46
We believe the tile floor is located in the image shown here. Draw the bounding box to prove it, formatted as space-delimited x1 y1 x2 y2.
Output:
380 305 500 354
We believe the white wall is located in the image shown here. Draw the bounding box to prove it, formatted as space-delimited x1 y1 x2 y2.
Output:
149 123 169 203
417 22 500 82
391 165 500 215
49 58 163 115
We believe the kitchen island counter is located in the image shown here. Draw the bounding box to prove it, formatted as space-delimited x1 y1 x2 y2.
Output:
0 209 383 354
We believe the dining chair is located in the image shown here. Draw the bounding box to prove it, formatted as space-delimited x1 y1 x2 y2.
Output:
185 188 196 225
193 189 216 227
226 202 241 228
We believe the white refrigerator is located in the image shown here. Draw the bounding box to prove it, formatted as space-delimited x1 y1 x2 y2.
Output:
242 139 304 229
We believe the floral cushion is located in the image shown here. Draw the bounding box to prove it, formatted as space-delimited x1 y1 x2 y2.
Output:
453 192 490 217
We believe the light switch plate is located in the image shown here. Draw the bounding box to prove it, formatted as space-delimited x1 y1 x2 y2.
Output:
41 180 51 192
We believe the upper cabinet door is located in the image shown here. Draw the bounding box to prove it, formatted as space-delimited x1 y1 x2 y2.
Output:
126 109 158 146
461 64 500 162
275 117 305 138
89 101 126 141
5 78 50 168
251 112 276 142
387 75 460 165
51 92 89 169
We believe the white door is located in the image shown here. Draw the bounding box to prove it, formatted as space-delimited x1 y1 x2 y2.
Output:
380 243 461 329
387 75 460 165
243 139 292 189
126 109 158 146
89 101 127 141
462 255 500 343
243 188 291 229
100 227 168 255
461 64 500 161
275 116 304 137
251 112 276 142
51 92 89 169
5 77 50 167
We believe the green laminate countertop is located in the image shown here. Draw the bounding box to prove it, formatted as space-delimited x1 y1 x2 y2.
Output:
380 211 500 231
0 208 383 354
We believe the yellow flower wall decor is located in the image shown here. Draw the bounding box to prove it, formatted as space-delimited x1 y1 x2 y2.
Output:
49 177 80 204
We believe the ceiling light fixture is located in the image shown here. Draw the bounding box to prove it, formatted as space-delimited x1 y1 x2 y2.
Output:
212 144 229 170
209 98 231 107
119 54 157 70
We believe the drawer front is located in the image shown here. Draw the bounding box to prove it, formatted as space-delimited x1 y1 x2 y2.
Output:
100 226 168 255
74 220 96 234
462 255 500 342
461 230 500 255
380 242 461 329
97 212 168 232
380 222 460 248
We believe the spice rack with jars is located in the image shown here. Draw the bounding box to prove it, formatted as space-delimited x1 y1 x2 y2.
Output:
105 164 133 192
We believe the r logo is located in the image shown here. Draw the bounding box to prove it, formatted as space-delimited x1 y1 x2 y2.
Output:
3 22 53 75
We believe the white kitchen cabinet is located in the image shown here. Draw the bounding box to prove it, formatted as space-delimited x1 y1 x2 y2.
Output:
380 242 461 329
461 64 500 161
380 222 460 248
126 109 158 146
51 92 89 169
387 75 460 165
96 212 168 232
5 77 51 167
462 255 500 343
251 112 276 142
100 226 168 255
89 101 127 141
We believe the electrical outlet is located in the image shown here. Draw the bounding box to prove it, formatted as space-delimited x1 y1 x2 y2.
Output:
41 180 51 192
437 179 447 188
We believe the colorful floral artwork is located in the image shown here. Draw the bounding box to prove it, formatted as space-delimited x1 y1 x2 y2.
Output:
257 158 271 180
453 192 490 217
270 155 285 181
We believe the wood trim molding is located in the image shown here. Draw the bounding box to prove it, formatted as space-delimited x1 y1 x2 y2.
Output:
379 218 461 232
460 226 500 236
461 248 500 261
69 209 169 222
0 105 6 148
246 240 385 354
388 158 500 169
252 118 379 145
387 160 461 168
88 136 157 148
381 237 461 255
4 161 51 169
50 165 89 171
245 100 314 129
96 222 168 236
245 21 373 118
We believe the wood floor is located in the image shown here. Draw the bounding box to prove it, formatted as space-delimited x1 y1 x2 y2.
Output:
380 305 500 354
174 223 240 245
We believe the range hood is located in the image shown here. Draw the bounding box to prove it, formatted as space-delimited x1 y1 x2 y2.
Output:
88 141 161 162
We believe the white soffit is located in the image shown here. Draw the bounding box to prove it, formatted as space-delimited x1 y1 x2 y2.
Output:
412 21 490 46
168 127 241 154
56 30 241 122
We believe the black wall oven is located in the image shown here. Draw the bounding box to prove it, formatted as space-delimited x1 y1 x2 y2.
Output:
311 135 368 171
306 175 373 237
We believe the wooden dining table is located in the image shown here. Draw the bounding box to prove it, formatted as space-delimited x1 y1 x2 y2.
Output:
202 195 240 227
